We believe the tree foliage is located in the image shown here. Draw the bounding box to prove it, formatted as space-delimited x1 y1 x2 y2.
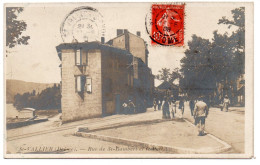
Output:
218 7 245 74
13 84 61 110
180 35 215 98
155 68 170 82
6 7 30 49
155 68 181 82
180 7 245 102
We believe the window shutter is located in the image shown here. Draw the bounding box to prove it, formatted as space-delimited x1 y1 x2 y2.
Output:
86 78 92 93
75 49 81 65
82 50 88 65
76 76 82 92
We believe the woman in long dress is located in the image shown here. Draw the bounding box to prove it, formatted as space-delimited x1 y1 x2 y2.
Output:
223 95 230 112
162 97 171 119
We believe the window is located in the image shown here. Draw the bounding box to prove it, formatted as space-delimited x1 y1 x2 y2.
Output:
75 49 88 66
75 75 86 92
86 78 92 93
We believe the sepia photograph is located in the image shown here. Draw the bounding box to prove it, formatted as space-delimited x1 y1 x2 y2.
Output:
3 2 254 158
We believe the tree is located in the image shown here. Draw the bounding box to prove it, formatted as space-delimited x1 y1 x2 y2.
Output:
180 35 215 99
6 7 30 51
213 7 245 103
155 68 170 82
218 7 245 74
156 67 182 83
180 7 245 104
169 67 182 83
13 84 61 110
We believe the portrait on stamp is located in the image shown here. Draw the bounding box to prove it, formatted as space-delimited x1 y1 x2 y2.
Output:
4 2 254 158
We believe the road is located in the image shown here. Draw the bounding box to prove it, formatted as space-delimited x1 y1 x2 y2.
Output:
5 102 245 154
182 102 245 153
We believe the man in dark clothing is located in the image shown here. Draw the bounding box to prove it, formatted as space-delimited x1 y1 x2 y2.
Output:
153 98 157 111
179 98 185 116
189 100 195 116
128 100 136 114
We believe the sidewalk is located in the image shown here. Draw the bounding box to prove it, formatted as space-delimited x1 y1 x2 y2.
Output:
182 102 245 153
76 108 231 154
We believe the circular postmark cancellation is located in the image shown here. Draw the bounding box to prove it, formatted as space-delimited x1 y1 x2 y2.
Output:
60 6 105 43
145 4 185 46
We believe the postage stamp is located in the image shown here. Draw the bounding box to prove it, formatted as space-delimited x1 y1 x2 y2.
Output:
146 4 185 46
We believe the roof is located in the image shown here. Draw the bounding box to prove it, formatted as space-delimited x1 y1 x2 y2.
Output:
56 41 132 60
157 81 178 90
106 30 144 45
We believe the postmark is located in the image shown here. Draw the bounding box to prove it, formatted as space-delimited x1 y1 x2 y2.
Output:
145 4 185 46
60 6 105 43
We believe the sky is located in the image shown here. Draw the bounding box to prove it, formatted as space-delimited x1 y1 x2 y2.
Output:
5 2 245 86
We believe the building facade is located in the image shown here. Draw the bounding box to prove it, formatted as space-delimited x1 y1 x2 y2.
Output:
56 30 154 123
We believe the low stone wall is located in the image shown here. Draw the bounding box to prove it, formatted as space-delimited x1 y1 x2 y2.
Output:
6 119 48 130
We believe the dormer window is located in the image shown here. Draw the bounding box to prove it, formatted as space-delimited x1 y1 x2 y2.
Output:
75 49 88 66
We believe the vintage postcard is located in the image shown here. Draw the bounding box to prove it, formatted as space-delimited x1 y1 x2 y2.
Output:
4 2 254 158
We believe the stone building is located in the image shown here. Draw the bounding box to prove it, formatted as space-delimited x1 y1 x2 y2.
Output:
56 30 154 123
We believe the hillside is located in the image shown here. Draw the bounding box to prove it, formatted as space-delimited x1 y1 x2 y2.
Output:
6 79 58 103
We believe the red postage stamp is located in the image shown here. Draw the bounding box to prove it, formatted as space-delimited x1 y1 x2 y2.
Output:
150 4 185 46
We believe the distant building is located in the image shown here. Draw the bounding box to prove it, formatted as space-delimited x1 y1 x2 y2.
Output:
155 81 179 100
214 74 245 106
56 30 154 123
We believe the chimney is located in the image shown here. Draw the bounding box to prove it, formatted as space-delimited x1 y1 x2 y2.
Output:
136 31 141 37
101 37 105 44
117 29 123 36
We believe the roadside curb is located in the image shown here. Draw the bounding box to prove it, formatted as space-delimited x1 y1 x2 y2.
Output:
183 118 232 153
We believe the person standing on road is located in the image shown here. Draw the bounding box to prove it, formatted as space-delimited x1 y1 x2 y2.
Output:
158 99 162 110
153 98 157 111
179 97 185 118
122 101 128 114
170 97 176 118
194 97 209 136
162 96 171 119
189 100 195 116
128 100 136 114
223 95 231 112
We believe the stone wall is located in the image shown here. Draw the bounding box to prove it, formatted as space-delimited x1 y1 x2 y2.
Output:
61 49 102 123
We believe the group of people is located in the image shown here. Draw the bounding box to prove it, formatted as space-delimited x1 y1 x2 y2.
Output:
153 96 185 119
153 96 209 136
122 99 136 114
122 94 231 136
